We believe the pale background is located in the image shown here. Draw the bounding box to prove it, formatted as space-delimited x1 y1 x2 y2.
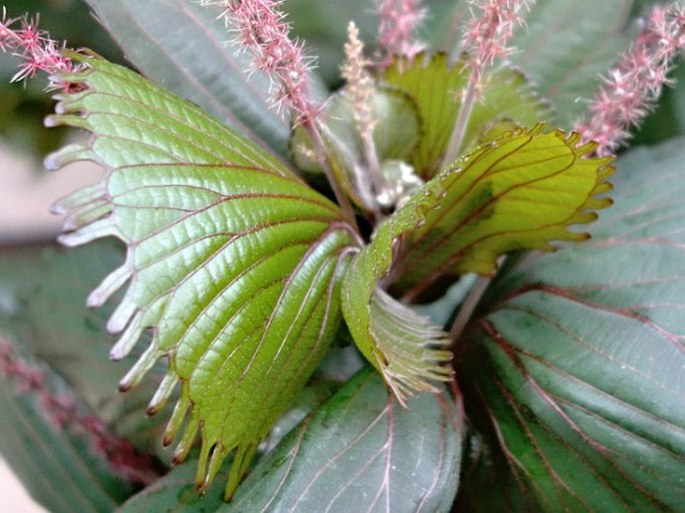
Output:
1 143 101 513
1 457 49 513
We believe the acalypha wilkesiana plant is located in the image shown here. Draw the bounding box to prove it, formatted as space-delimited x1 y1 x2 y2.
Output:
1 0 684 511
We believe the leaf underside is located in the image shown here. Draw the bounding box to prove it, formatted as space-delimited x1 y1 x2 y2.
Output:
46 55 356 498
457 139 685 512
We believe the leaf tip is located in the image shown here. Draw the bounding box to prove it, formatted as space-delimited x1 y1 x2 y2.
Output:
49 199 66 215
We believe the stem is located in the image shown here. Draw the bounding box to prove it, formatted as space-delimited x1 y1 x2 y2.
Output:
441 71 479 169
449 273 491 344
361 128 385 216
304 120 359 229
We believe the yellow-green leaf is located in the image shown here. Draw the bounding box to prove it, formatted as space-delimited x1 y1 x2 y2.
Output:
384 53 553 178
392 125 614 300
342 187 453 404
343 125 612 398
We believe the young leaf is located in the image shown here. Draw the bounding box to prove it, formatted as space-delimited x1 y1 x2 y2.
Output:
290 88 421 211
342 192 454 403
390 125 614 300
45 54 357 499
384 53 552 178
343 126 612 397
458 138 685 511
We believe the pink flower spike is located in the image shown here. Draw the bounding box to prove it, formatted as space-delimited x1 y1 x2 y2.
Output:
0 7 18 51
0 7 78 91
574 2 685 156
441 0 533 168
376 0 427 66
460 0 534 82
199 0 318 125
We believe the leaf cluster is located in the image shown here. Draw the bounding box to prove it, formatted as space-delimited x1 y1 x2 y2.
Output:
1 1 684 512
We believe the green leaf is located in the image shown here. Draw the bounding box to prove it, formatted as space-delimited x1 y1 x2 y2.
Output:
285 0 379 84
118 367 463 513
453 430 537 512
227 367 463 512
0 337 150 513
285 0 456 84
46 55 357 499
384 53 552 178
342 194 453 402
115 458 227 513
0 242 126 407
457 138 685 511
343 126 612 398
84 0 291 156
390 125 614 300
510 0 635 128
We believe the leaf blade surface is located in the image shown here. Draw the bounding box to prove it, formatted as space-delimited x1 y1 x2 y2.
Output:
47 55 357 497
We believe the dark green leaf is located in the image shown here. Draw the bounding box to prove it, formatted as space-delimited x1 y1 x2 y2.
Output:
84 0 291 156
226 367 462 512
118 368 464 513
384 53 552 178
285 0 378 85
0 241 125 407
454 430 538 513
510 0 635 128
115 376 344 513
458 138 685 512
0 337 152 513
46 55 357 498
0 241 172 462
119 367 462 512
115 458 226 513
632 62 685 146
